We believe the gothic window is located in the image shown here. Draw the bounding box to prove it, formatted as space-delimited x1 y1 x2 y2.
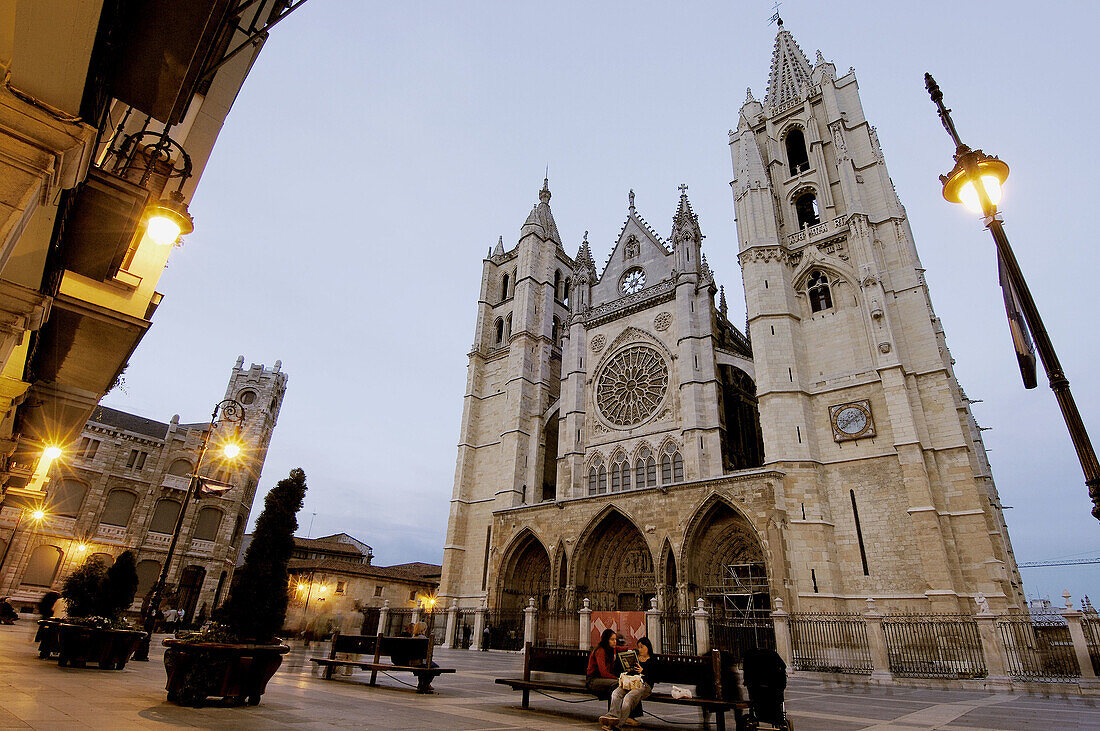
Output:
551 318 560 348
505 313 512 339
193 507 223 541
635 448 657 489
785 128 810 175
673 452 684 482
794 190 820 229
660 448 685 485
22 545 62 586
494 318 504 346
808 270 833 313
99 489 136 527
501 273 510 301
562 280 570 306
49 479 87 517
554 270 562 300
149 498 182 534
610 456 630 492
595 346 669 427
598 465 607 494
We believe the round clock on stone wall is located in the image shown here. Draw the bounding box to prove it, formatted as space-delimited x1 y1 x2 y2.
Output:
829 400 875 442
620 267 646 295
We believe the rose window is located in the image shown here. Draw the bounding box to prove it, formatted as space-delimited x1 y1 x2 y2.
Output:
596 345 669 427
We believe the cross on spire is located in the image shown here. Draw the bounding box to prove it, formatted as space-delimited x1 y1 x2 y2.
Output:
678 183 689 195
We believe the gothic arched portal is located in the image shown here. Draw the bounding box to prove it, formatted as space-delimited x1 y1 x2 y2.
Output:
682 499 770 615
574 509 655 611
498 531 551 610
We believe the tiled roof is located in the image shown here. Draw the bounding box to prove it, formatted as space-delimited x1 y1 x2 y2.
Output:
385 562 442 580
88 405 169 440
292 536 364 557
287 559 439 585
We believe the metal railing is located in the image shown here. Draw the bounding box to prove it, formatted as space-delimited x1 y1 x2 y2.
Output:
455 609 477 649
660 612 696 655
423 611 447 645
710 611 776 663
789 613 872 675
1081 613 1100 676
536 611 578 648
882 615 986 679
384 608 416 636
485 609 524 651
998 614 1080 681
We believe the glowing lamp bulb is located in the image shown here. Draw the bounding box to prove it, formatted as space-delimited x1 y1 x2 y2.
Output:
958 174 1004 214
76 543 87 552
297 583 306 592
31 509 45 521
146 214 183 246
223 443 241 460
43 446 62 460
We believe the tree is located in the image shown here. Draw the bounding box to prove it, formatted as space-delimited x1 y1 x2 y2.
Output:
99 551 138 618
221 468 306 643
62 556 107 618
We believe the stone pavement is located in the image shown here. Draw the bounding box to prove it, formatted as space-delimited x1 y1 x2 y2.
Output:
1 622 1097 729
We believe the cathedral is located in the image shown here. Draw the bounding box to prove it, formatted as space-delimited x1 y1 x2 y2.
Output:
438 22 1023 617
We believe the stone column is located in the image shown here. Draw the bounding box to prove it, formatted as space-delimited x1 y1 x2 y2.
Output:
472 597 488 651
1062 598 1099 687
645 597 662 653
693 598 711 655
974 610 1011 688
863 598 892 683
411 606 421 627
771 597 794 670
442 600 458 649
378 600 390 636
579 598 592 650
524 597 538 647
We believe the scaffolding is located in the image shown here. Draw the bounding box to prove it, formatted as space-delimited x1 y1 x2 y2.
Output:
704 562 770 616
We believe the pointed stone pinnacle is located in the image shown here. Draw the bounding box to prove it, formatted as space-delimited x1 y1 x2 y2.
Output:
745 87 755 103
628 189 635 211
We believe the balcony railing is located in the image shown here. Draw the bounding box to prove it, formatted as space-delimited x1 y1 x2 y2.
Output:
787 215 848 247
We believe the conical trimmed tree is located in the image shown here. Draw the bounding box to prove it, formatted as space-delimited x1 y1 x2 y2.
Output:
222 467 306 643
100 550 139 619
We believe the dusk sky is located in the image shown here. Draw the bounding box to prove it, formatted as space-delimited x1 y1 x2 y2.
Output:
100 1 1098 602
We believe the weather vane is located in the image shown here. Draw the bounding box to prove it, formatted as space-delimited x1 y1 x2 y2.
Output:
769 1 782 26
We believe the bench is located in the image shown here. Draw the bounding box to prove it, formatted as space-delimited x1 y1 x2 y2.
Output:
309 632 455 693
495 643 749 731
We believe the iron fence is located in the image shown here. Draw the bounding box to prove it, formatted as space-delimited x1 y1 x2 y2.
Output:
1081 614 1100 676
710 611 776 664
998 614 1080 681
423 611 447 645
659 612 696 655
456 609 477 649
485 609 525 651
789 613 872 675
536 611 578 648
383 608 416 636
882 615 986 679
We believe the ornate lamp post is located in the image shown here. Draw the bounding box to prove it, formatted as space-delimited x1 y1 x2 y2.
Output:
133 398 245 660
925 74 1100 520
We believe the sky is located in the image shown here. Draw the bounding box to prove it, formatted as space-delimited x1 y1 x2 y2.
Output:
100 1 1099 602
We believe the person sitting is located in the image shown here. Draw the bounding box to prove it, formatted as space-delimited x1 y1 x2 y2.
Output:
586 629 626 700
37 592 60 621
0 598 17 624
600 637 655 729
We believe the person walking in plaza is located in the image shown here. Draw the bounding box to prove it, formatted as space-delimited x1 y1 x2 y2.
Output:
586 629 625 699
600 637 655 729
162 607 178 632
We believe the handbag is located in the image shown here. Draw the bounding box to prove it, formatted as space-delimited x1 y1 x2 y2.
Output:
619 672 644 691
670 685 693 699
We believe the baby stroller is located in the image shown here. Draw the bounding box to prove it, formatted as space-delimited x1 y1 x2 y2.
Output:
739 647 793 731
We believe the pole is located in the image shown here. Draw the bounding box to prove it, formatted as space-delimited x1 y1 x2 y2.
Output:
926 74 1100 520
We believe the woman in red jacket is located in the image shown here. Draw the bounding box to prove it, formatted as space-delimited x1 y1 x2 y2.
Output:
586 629 624 698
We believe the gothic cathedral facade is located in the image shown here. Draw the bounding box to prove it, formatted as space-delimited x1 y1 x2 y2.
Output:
438 24 1023 615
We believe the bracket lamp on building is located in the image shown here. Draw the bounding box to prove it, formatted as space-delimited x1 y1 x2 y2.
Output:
927 73 1100 521
27 444 64 491
145 190 194 247
106 125 196 247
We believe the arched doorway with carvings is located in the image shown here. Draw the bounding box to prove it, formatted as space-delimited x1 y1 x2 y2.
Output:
573 508 655 611
682 496 770 616
497 530 551 611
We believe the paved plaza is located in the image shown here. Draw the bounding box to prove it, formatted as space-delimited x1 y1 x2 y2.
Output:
1 623 1097 729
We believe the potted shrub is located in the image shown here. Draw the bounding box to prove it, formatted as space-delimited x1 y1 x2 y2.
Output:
163 468 306 707
37 551 146 669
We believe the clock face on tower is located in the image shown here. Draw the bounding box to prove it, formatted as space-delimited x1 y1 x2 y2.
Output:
621 268 646 295
829 400 875 441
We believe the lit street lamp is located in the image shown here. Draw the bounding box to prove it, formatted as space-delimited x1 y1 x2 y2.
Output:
133 398 246 660
925 74 1100 521
0 505 47 579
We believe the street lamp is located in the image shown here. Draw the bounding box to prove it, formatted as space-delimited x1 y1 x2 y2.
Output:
0 505 47 579
133 398 246 660
925 74 1100 521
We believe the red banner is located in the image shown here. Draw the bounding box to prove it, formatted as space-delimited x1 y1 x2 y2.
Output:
589 611 646 648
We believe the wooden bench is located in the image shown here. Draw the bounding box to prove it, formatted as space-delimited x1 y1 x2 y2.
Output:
309 632 456 693
495 643 749 731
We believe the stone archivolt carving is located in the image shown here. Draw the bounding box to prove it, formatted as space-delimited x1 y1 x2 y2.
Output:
596 345 669 428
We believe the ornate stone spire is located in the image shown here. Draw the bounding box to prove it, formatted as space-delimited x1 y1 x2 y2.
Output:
520 178 562 245
671 184 701 244
492 235 504 257
765 21 812 107
719 285 728 317
745 87 756 104
574 231 596 274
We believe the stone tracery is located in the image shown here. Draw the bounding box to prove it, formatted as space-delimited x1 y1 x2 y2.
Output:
596 345 669 428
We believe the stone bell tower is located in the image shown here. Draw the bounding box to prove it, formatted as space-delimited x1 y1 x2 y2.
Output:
730 20 1022 610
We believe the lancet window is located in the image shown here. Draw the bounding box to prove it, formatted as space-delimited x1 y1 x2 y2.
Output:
807 270 833 313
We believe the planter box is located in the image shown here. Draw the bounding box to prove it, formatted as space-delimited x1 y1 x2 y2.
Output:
163 639 290 707
36 620 147 669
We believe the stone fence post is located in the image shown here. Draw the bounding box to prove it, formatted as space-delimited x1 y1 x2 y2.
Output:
974 610 1011 688
645 597 662 653
693 598 711 655
442 600 458 649
771 596 793 671
378 599 390 636
524 597 538 647
411 605 421 628
1062 599 1099 687
579 598 592 650
862 598 892 682
472 597 487 651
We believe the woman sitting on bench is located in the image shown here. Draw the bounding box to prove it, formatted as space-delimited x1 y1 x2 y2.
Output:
586 629 627 698
600 637 655 729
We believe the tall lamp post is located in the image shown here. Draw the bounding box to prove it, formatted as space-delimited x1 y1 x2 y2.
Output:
133 398 246 660
925 74 1100 521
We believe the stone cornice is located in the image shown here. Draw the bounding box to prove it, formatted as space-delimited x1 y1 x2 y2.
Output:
584 278 677 328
